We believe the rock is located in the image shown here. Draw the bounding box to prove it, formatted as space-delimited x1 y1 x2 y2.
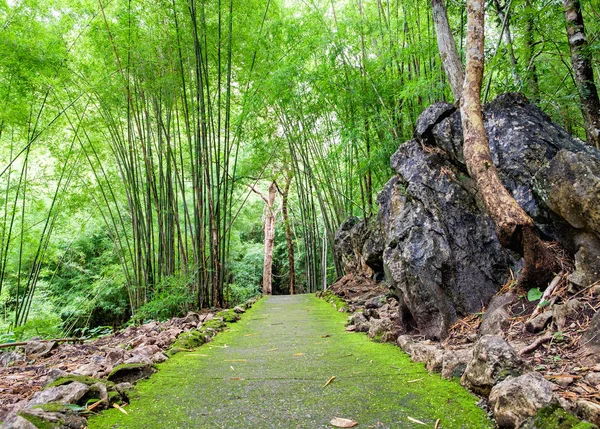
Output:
414 102 456 142
132 344 161 359
367 318 398 343
522 404 596 429
441 348 473 379
106 348 125 366
27 381 89 408
0 351 25 368
90 382 109 404
361 93 600 339
585 372 600 387
526 311 553 334
182 311 200 325
0 415 37 429
107 363 156 384
18 408 87 429
352 312 371 333
334 216 361 275
40 369 68 386
396 335 414 353
553 299 584 330
581 312 600 364
151 352 168 363
479 307 511 337
570 245 600 291
461 335 524 397
576 400 600 425
362 223 385 276
380 140 511 339
233 306 246 314
489 372 555 429
365 296 385 309
74 362 105 378
124 355 153 365
535 150 600 238
23 341 56 358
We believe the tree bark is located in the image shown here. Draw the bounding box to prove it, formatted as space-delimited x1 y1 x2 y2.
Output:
562 0 600 148
262 182 277 295
280 174 295 295
492 0 520 86
461 0 559 290
431 0 465 102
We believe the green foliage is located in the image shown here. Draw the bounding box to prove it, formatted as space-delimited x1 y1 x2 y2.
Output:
132 276 194 324
527 287 543 302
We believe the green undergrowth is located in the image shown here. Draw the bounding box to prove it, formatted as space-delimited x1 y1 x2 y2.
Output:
89 295 492 429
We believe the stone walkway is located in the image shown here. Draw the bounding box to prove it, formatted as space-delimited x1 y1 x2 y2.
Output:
89 295 492 428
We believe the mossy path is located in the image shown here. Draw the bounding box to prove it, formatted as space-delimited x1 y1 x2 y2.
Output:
89 295 492 428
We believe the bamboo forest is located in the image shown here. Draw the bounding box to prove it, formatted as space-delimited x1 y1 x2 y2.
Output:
1 0 600 427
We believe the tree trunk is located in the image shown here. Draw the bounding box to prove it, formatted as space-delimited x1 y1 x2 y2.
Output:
461 0 559 290
262 182 277 295
431 0 464 102
562 0 600 148
523 0 540 102
281 174 295 295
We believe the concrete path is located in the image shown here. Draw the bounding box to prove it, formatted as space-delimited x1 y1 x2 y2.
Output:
89 294 492 428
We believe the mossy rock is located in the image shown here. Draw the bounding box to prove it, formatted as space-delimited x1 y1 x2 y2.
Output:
201 319 226 331
45 375 112 389
523 405 599 429
170 330 209 350
19 408 87 429
107 363 156 384
317 291 348 312
32 403 70 413
216 309 240 323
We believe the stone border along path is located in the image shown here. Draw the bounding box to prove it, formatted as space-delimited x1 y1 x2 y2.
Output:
89 295 492 428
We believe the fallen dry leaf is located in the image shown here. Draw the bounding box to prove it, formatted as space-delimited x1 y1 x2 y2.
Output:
324 376 336 387
229 377 245 381
407 416 426 425
330 417 358 428
266 348 279 352
113 403 128 415
434 419 441 429
293 353 304 356
407 378 423 383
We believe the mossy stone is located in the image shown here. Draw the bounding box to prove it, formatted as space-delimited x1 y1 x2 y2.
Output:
201 319 226 331
523 405 599 429
107 363 156 384
216 309 240 323
46 375 112 389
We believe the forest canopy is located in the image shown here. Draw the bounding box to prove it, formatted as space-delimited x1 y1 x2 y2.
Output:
0 0 598 341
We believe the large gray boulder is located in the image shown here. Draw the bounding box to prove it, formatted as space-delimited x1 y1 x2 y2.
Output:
461 335 524 397
489 372 555 428
376 93 600 339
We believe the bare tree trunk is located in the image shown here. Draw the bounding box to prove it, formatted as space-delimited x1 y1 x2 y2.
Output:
562 0 600 148
261 182 277 295
280 174 295 295
461 0 559 290
431 0 464 102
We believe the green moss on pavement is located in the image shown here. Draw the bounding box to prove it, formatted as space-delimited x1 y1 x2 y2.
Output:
89 295 492 429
